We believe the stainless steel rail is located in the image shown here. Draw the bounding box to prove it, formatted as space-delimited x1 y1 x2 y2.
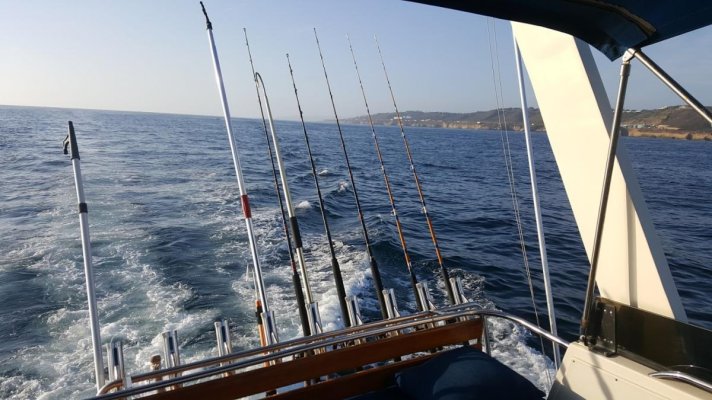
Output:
649 371 712 394
93 306 568 399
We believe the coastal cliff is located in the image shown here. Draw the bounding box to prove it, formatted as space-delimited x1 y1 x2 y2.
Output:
343 105 712 140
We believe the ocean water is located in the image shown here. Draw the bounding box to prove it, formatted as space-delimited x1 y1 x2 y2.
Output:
0 105 710 398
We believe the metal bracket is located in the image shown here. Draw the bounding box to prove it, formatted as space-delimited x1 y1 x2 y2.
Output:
592 301 617 356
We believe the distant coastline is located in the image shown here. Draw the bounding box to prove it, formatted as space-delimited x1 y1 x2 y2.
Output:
342 105 712 141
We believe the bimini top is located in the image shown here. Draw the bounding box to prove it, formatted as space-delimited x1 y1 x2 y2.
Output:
409 0 712 60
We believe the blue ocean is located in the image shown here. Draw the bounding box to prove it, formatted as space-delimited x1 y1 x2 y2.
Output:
0 105 710 398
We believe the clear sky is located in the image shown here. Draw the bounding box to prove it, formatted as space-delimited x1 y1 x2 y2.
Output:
1 0 711 120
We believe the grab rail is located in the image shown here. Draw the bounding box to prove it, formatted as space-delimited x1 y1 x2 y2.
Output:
649 371 712 394
92 305 567 399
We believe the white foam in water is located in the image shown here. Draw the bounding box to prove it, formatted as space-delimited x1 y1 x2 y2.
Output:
1 116 557 399
317 168 330 176
455 272 557 393
337 180 350 193
295 200 312 210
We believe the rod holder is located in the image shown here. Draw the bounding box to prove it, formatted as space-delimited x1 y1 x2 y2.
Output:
382 288 400 319
482 315 492 356
346 296 363 326
261 310 279 345
449 277 469 305
106 340 127 385
416 281 435 311
214 319 232 357
307 302 323 335
161 330 181 368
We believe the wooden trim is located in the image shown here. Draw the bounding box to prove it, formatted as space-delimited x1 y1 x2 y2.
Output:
143 318 482 400
271 354 434 400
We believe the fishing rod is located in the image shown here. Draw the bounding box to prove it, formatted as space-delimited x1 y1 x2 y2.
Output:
313 28 388 319
62 121 105 392
243 29 311 337
374 37 456 305
199 2 277 345
347 36 423 312
286 53 350 326
254 72 323 334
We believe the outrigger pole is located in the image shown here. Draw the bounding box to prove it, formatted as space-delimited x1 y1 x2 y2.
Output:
513 38 560 367
347 36 423 312
374 36 456 305
314 28 388 319
286 54 351 326
200 2 277 345
243 29 310 337
254 72 324 335
63 121 105 392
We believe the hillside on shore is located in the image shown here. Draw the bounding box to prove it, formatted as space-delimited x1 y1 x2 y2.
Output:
342 105 712 140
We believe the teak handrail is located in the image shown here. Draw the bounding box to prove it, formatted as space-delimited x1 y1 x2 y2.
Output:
143 318 482 400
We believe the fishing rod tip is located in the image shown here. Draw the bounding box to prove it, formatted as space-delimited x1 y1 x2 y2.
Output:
199 1 212 29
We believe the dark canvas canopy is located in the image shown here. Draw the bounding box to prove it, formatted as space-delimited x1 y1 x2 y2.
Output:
409 1 712 60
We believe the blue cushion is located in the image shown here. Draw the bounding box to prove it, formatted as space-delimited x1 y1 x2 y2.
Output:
395 346 544 400
346 385 412 400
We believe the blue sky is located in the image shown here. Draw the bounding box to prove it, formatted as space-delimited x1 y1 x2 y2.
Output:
1 0 711 120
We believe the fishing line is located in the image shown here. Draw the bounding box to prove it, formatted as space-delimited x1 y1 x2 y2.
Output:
286 53 351 326
314 28 388 319
487 18 552 385
374 36 456 306
243 28 310 336
347 35 423 311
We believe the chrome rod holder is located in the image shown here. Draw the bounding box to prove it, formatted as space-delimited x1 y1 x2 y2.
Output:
307 302 323 335
450 277 469 305
106 340 127 385
382 288 400 319
482 315 492 356
416 281 435 311
161 330 181 368
261 310 279 345
346 296 363 326
214 319 232 357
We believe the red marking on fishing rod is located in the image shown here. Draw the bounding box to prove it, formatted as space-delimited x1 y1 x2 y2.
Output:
241 195 252 218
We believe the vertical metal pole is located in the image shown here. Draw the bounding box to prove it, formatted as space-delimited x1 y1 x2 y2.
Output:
513 38 560 367
581 53 633 341
199 2 276 344
62 121 105 392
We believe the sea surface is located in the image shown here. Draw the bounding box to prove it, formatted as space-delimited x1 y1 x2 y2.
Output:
0 105 710 398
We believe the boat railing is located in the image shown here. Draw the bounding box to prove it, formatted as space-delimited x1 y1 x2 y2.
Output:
93 304 568 399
